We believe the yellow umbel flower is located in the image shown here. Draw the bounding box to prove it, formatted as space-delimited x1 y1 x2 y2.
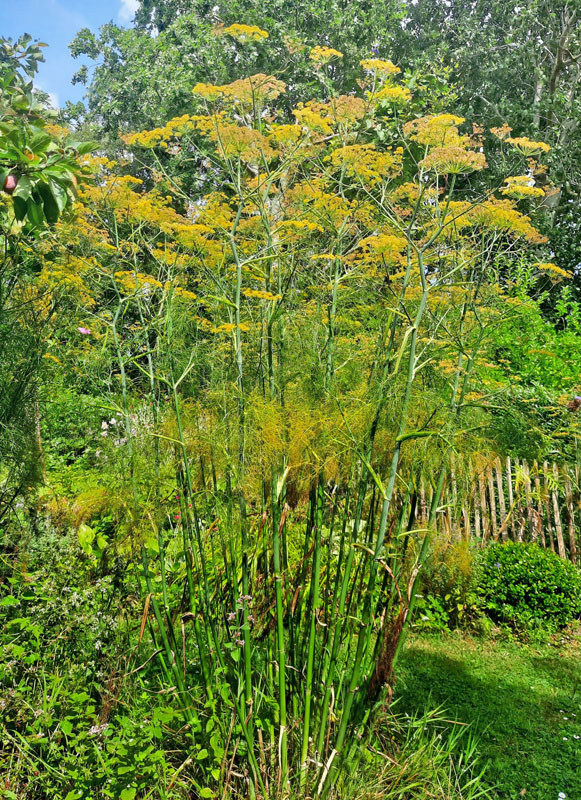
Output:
368 83 411 105
220 75 286 104
360 58 400 75
309 46 343 63
420 145 487 174
535 262 572 280
114 271 163 294
125 115 195 148
194 75 286 105
242 288 282 301
501 176 544 200
404 114 467 147
470 199 547 243
223 24 269 41
357 233 407 266
506 137 551 156
327 143 402 184
268 124 303 147
293 105 334 135
192 83 224 101
490 124 512 140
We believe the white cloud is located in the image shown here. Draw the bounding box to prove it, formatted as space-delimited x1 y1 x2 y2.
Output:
46 91 60 110
118 0 140 23
36 83 60 110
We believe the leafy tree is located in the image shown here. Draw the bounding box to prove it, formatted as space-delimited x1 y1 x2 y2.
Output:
0 35 90 519
395 0 581 276
69 0 405 135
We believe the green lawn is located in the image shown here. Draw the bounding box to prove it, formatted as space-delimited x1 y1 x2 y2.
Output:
395 629 581 800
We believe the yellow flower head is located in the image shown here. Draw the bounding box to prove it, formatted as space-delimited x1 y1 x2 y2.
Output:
357 233 407 267
506 137 551 156
242 288 282 301
490 124 512 140
114 270 163 295
309 46 343 63
268 124 303 147
420 145 487 174
193 83 224 101
360 58 400 76
194 75 286 105
293 104 334 135
212 124 275 163
470 198 547 244
535 262 572 280
501 176 544 200
404 114 467 147
125 115 195 148
327 143 402 184
326 95 366 125
223 23 269 42
368 83 411 105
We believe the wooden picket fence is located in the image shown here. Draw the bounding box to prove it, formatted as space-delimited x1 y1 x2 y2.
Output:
414 457 579 564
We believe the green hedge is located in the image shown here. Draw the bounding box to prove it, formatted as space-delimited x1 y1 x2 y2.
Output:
476 541 581 630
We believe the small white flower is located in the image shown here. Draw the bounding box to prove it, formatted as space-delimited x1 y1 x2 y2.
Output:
558 793 567 799
563 737 568 741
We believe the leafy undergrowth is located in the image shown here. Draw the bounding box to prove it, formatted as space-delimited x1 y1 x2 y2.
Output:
395 629 581 800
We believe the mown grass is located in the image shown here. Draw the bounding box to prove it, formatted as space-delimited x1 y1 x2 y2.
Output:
395 628 581 800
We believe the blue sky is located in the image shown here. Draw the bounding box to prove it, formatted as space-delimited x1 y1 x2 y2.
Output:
0 0 139 107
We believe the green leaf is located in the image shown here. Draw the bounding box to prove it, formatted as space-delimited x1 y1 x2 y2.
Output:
37 181 60 223
26 197 44 226
13 175 32 200
70 140 96 155
199 789 213 798
78 523 95 554
120 789 136 800
0 595 18 606
61 719 73 736
49 179 68 212
196 748 209 760
13 195 27 221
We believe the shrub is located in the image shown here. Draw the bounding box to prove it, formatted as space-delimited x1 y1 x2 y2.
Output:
475 541 581 631
415 539 480 632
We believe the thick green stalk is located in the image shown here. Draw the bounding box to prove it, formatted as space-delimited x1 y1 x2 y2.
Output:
299 480 324 790
272 471 288 791
240 495 254 740
316 539 355 757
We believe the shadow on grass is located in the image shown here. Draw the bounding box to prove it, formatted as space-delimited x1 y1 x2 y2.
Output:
394 636 581 800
